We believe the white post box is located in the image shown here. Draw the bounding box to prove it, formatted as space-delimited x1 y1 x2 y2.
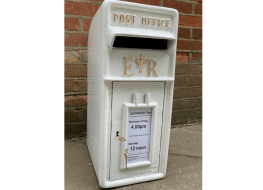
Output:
87 0 178 188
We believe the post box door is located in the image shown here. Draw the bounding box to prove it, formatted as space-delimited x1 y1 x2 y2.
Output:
110 82 165 180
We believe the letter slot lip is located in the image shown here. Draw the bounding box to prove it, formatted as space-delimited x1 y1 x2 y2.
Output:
109 27 176 52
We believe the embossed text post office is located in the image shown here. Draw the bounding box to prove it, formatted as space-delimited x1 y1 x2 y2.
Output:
87 0 179 188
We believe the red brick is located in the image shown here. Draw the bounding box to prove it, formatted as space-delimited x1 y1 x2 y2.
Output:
65 122 86 137
65 80 81 93
172 99 185 110
186 98 202 109
171 109 201 125
174 76 187 87
82 80 87 92
65 95 87 108
65 109 80 121
198 0 202 3
192 53 202 63
83 19 91 31
196 109 202 119
176 52 189 63
65 18 79 31
188 76 202 86
164 0 192 14
194 4 202 15
179 15 202 27
79 50 87 62
192 29 202 39
65 34 88 47
65 2 100 17
65 64 87 77
199 88 202 96
178 27 190 38
177 40 202 50
82 109 87 121
175 64 202 75
173 88 200 98
127 0 161 6
65 50 80 63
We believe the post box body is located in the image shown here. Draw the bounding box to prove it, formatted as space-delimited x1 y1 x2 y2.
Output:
87 0 178 188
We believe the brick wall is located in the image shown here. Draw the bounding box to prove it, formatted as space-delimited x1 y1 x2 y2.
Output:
64 0 202 138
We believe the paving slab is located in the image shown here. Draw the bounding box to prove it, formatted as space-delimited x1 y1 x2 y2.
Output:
115 155 201 190
65 125 202 190
65 140 100 190
169 124 202 157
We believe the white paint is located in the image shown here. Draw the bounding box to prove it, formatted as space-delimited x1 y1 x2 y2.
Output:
87 0 178 188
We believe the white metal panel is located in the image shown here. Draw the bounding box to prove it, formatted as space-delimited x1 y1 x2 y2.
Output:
87 2 103 180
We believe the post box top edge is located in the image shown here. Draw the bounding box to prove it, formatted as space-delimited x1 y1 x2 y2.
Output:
102 0 179 18
98 0 179 41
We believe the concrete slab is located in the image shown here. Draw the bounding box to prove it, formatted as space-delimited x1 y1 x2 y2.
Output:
116 155 202 190
169 124 202 157
65 125 202 189
65 140 101 190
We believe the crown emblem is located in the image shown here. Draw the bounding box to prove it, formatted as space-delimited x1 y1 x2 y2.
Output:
135 54 147 68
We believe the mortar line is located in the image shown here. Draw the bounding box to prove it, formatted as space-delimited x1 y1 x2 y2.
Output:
65 0 102 5
168 153 201 158
65 46 88 50
172 96 202 100
65 15 93 19
65 30 89 35
79 18 84 32
178 26 202 29
65 77 87 79
177 38 202 41
65 120 86 124
65 107 87 111
64 61 87 64
176 50 202 53
172 107 202 111
65 92 87 96
179 12 202 17
167 0 199 4
174 86 202 88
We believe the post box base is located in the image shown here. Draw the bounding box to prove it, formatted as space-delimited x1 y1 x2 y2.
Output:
100 172 166 188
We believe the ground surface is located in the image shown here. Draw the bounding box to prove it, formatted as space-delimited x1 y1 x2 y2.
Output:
65 124 202 190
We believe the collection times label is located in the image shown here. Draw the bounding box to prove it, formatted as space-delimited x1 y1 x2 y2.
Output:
127 108 152 164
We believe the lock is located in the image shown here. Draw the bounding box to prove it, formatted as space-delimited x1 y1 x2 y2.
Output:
87 0 179 188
